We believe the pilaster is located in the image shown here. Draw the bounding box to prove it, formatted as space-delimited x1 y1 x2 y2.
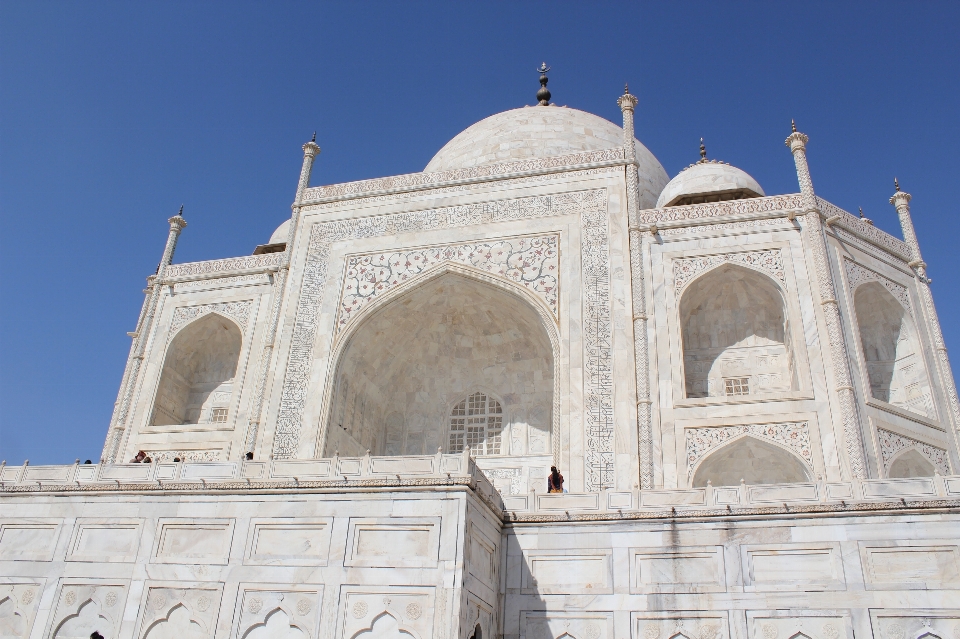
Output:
620 87 654 489
787 127 867 479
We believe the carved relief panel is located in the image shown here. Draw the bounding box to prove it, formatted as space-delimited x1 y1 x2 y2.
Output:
631 613 728 639
47 581 128 639
0 582 43 639
337 587 434 639
136 584 224 639
231 585 323 639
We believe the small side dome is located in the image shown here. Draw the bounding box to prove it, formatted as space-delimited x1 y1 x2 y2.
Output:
268 219 290 245
252 219 289 255
656 143 764 208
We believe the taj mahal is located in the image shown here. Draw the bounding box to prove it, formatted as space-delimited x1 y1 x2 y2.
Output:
2 68 959 639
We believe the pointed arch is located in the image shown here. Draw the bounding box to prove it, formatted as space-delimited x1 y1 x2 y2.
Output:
0 596 25 639
152 312 243 425
144 604 206 639
53 599 110 639
319 264 558 461
351 612 419 639
853 281 934 417
691 434 813 487
241 608 305 639
679 263 796 398
887 447 937 478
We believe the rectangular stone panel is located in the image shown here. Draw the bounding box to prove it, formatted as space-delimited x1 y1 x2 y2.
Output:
862 478 936 498
67 519 144 563
639 489 706 507
271 460 332 479
521 550 613 594
152 518 235 564
369 456 435 475
245 518 332 566
742 543 845 590
747 483 819 503
860 541 960 588
630 546 726 593
0 520 60 561
345 517 441 567
536 493 600 511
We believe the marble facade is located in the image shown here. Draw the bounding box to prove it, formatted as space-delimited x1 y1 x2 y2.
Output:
3 83 959 638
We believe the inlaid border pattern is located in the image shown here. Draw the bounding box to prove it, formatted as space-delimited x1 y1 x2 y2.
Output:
272 189 613 490
844 258 912 313
877 428 950 476
673 249 785 294
685 421 813 479
336 234 560 334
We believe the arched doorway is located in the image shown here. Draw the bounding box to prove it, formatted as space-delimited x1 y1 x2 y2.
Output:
854 282 933 417
680 264 795 398
324 271 555 458
887 448 937 478
152 313 242 425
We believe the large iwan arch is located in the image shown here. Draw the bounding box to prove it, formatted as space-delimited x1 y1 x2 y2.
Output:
692 435 813 487
322 269 555 459
680 264 796 399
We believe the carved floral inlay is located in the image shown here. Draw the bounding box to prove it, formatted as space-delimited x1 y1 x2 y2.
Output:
685 422 812 478
169 300 252 338
337 234 559 333
877 428 950 475
673 249 785 294
844 259 912 312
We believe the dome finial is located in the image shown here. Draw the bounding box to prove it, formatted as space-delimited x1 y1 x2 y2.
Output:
624 82 629 95
311 131 316 143
178 204 184 218
791 119 797 133
699 138 707 162
895 177 900 192
859 206 864 218
536 62 551 106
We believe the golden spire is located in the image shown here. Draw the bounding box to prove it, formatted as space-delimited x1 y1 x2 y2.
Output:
699 138 707 162
791 119 797 133
895 177 900 192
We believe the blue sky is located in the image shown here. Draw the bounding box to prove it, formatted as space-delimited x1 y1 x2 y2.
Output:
2 2 958 464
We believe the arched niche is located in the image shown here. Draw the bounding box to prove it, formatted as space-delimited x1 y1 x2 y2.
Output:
680 264 796 398
692 435 812 487
323 270 555 458
854 282 934 417
152 313 242 425
887 448 937 478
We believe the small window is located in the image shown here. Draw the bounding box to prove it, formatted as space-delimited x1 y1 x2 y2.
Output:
211 408 229 423
724 377 750 396
449 392 503 455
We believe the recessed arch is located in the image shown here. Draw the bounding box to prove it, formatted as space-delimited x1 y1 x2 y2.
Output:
854 281 934 417
321 266 556 460
887 447 937 478
53 600 110 639
152 312 242 425
691 434 813 487
351 612 418 639
680 263 795 398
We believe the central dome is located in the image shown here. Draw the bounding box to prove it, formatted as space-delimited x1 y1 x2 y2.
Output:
425 106 669 209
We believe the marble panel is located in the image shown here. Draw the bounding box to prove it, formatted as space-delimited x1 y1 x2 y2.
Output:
66 519 144 563
344 517 441 567
868 609 960 639
244 519 332 566
745 611 851 639
859 541 960 588
520 612 613 639
521 550 612 594
631 612 729 639
629 546 726 593
135 584 224 639
741 543 845 591
0 582 44 639
151 519 235 565
0 520 61 561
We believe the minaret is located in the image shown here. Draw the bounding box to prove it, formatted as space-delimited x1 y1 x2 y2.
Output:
620 84 654 490
786 122 867 479
103 208 187 462
245 133 321 457
889 180 960 444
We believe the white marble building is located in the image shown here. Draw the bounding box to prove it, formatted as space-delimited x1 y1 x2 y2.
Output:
3 74 960 639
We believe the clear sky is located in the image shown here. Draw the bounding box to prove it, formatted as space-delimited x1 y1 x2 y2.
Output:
2 2 958 465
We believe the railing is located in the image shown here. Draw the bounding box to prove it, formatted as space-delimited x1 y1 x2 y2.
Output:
500 474 960 516
2 457 957 517
0 450 501 509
